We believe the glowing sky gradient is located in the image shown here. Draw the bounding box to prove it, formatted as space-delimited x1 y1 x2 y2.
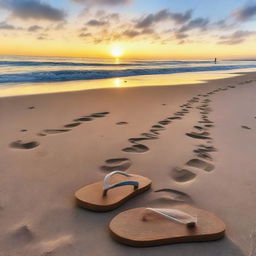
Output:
0 0 256 59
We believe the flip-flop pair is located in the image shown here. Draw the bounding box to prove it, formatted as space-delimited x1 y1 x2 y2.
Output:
75 171 225 247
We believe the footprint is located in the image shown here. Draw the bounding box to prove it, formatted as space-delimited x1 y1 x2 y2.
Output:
123 144 149 153
194 126 204 131
141 133 159 139
186 132 211 140
186 158 214 172
37 133 47 137
95 112 109 115
194 131 210 136
171 167 196 183
241 125 251 130
64 122 81 128
195 152 212 160
197 107 211 112
150 129 160 135
141 132 158 138
196 145 217 152
116 122 128 125
159 120 171 125
28 106 35 109
20 129 27 132
74 117 93 122
8 224 34 245
90 112 109 118
168 117 182 120
129 137 155 143
44 129 70 134
194 145 217 159
101 158 132 172
174 112 185 116
154 189 192 202
39 235 74 256
10 140 39 149
152 125 165 130
199 120 214 124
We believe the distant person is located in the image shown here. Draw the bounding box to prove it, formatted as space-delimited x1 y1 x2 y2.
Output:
214 58 217 64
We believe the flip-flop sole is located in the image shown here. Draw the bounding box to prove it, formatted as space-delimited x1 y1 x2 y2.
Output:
109 205 225 247
75 174 152 211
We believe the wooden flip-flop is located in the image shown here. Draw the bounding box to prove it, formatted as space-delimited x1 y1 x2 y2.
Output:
75 171 152 211
109 204 225 247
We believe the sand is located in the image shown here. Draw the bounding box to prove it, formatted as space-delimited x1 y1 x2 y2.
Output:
0 72 256 255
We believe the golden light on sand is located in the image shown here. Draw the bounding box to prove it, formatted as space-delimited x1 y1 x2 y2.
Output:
110 45 123 58
114 78 121 87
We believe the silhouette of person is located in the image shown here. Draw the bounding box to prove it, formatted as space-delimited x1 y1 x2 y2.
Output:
214 58 217 64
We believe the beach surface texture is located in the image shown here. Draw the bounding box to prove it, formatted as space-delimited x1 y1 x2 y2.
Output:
1 72 256 256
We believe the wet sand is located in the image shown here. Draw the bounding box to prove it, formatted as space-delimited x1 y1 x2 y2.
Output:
0 72 256 255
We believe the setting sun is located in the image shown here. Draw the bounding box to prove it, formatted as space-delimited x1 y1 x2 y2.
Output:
110 45 124 58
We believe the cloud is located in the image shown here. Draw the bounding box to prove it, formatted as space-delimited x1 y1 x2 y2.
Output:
79 32 92 38
175 32 188 40
54 21 67 30
92 11 120 23
141 28 155 34
86 19 108 26
0 0 66 21
122 27 155 38
179 17 209 32
28 25 42 32
220 30 255 39
136 9 192 28
136 9 170 28
218 38 244 45
218 30 256 45
73 5 247 46
73 0 131 6
37 33 48 40
103 12 120 21
211 19 235 30
170 10 193 25
232 3 256 22
0 21 15 30
123 29 140 38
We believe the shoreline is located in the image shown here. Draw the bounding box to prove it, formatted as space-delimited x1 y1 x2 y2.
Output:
1 72 256 255
1 69 256 98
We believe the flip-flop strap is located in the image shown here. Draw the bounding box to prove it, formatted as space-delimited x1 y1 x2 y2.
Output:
103 171 139 196
144 208 197 227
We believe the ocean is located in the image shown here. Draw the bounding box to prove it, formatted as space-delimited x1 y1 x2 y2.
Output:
0 55 256 96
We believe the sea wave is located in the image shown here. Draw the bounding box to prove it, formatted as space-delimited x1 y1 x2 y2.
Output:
0 59 217 67
0 64 255 83
0 60 136 67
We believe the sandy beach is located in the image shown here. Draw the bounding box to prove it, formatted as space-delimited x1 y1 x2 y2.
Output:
1 72 256 256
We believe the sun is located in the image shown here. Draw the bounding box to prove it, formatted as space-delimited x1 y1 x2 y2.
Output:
110 45 124 58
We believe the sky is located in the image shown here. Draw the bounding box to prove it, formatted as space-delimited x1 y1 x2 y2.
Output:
0 0 256 59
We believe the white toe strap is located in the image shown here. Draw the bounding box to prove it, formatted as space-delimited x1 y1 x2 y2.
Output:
143 208 197 227
103 171 139 196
